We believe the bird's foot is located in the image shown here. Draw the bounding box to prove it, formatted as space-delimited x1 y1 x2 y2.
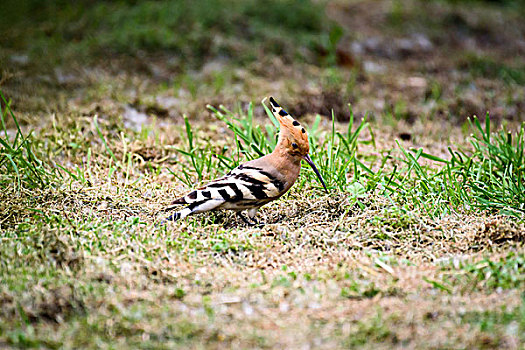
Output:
237 212 265 228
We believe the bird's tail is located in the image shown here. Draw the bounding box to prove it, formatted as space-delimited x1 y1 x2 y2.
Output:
163 196 186 212
165 208 192 221
164 194 193 221
164 190 225 221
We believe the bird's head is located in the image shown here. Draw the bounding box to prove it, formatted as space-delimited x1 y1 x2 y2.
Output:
269 96 310 157
268 96 328 193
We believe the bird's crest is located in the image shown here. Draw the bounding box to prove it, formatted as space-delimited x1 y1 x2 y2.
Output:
268 97 309 155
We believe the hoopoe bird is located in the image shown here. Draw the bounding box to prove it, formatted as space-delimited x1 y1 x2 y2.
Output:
165 97 328 225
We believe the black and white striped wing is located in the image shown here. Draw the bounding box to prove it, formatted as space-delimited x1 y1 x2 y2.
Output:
226 164 284 201
165 163 286 220
171 164 284 205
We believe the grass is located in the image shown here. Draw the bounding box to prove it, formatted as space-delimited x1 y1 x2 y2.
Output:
461 300 525 343
2 0 525 348
456 116 525 215
1 86 524 347
430 251 525 294
462 54 525 86
1 0 335 69
396 115 525 217
0 91 57 192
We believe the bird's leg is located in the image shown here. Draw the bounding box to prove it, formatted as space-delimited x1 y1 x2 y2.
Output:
247 207 267 227
236 211 265 228
237 211 256 226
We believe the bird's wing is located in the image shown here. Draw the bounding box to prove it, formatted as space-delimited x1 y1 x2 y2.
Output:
227 164 284 199
169 163 285 208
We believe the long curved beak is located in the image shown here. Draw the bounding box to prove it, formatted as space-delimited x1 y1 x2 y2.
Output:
303 154 328 193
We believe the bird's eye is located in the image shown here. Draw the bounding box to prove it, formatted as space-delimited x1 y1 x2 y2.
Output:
292 142 299 149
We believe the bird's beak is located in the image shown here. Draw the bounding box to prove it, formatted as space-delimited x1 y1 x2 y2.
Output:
303 154 328 193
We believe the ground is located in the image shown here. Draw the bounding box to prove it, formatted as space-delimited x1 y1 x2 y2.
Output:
0 0 524 349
